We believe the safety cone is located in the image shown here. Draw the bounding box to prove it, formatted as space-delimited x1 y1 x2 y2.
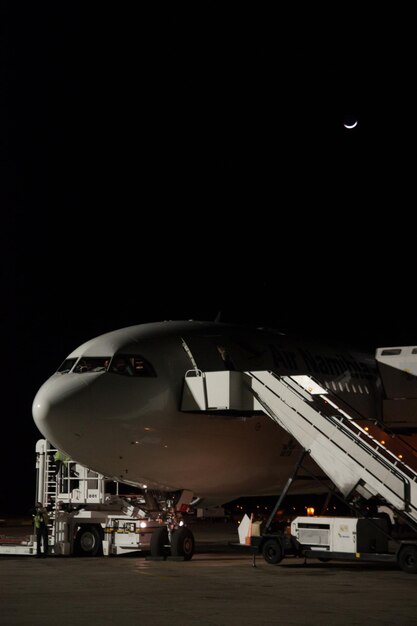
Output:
245 512 253 545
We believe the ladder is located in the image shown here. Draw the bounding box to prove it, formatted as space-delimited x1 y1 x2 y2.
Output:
36 440 57 509
247 371 417 532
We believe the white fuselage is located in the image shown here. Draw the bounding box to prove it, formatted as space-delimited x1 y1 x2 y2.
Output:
32 321 379 504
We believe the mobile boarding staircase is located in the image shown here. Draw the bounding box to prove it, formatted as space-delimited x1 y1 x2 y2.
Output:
182 370 417 534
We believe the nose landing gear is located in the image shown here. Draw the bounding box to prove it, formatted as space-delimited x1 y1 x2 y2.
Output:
147 489 196 561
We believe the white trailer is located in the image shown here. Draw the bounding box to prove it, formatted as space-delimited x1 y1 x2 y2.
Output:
251 515 417 573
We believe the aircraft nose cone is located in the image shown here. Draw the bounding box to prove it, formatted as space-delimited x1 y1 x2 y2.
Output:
32 375 91 450
32 385 51 427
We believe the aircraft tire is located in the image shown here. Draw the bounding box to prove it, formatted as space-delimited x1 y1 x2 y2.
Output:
74 525 103 557
171 527 195 561
150 526 169 558
262 538 283 565
398 544 417 574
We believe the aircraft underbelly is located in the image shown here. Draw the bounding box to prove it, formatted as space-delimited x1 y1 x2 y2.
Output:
86 411 324 499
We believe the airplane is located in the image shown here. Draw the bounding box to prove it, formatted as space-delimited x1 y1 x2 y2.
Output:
32 320 417 558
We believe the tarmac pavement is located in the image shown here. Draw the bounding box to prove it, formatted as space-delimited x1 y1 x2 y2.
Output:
1 519 417 626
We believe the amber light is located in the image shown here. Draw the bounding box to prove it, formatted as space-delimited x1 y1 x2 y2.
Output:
306 507 315 516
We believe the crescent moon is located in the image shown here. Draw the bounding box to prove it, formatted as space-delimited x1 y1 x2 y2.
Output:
343 120 358 129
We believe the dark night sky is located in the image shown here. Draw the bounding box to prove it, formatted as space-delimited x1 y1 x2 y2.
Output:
2 4 416 513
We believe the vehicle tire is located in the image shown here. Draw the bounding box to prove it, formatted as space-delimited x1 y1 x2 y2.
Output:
398 545 417 574
171 527 195 561
150 526 169 558
74 525 103 557
262 538 283 565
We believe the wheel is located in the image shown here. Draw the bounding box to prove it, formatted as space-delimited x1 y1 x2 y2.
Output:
171 527 195 561
74 525 103 557
150 526 169 558
398 545 417 574
262 538 283 565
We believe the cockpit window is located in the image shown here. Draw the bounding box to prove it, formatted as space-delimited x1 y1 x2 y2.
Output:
74 357 110 373
110 354 156 377
71 355 156 376
57 358 77 374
